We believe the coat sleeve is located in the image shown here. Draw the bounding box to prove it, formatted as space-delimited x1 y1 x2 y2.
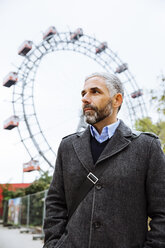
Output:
143 138 165 248
43 141 68 248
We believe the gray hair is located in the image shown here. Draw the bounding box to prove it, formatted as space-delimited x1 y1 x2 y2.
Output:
85 72 124 98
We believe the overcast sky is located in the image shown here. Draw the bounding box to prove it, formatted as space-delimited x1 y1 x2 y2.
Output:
0 0 165 184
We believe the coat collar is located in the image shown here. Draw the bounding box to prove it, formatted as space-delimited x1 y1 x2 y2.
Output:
96 120 132 165
72 120 133 171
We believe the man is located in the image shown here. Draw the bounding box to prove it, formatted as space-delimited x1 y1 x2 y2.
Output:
43 73 165 248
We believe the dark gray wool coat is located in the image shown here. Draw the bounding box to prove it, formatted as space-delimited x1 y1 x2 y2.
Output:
43 120 165 248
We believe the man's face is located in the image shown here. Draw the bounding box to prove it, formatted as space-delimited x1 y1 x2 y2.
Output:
81 76 113 124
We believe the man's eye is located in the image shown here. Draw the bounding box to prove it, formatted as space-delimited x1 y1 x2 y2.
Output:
93 90 99 94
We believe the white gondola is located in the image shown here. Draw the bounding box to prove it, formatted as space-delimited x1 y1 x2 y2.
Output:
3 116 19 130
115 63 128 73
70 28 83 40
18 40 32 56
23 160 40 172
95 42 108 54
43 26 57 40
131 89 143 99
3 72 18 87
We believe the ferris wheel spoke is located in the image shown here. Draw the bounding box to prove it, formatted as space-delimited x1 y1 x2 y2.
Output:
9 28 148 170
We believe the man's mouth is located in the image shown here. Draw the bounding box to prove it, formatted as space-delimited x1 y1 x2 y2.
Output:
84 108 93 112
83 104 96 113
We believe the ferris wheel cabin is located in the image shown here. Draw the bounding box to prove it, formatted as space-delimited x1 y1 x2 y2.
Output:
18 40 32 56
23 160 40 172
3 116 19 130
95 42 108 54
3 72 18 87
131 89 143 98
43 26 57 40
70 28 83 41
115 63 128 73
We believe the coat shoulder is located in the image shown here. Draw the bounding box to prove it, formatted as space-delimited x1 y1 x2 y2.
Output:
142 132 159 139
62 132 77 140
132 130 158 139
62 131 84 141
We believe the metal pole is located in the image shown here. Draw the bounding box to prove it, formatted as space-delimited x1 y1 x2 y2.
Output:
27 195 30 228
19 198 22 226
22 171 24 183
42 190 48 234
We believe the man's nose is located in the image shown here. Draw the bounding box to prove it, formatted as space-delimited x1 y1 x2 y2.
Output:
82 93 91 104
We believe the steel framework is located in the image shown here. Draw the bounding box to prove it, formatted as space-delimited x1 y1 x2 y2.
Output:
12 30 147 169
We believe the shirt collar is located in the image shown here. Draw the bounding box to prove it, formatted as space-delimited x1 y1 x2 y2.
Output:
90 119 120 143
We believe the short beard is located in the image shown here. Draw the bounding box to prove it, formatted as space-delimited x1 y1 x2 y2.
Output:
83 100 113 125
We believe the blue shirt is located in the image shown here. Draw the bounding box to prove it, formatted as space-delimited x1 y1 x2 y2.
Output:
90 119 120 143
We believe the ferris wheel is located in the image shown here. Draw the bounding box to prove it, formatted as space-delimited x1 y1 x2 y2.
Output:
3 26 147 171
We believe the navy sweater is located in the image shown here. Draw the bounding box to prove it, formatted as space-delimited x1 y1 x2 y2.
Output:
90 136 110 164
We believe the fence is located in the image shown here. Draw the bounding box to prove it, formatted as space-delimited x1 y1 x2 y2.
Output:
6 190 48 230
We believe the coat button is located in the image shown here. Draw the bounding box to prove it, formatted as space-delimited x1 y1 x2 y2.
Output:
93 221 101 229
96 184 102 190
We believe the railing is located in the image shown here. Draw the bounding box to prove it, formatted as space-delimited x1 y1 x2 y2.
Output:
6 190 48 231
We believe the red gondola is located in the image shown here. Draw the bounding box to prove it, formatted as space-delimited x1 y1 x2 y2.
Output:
23 160 40 172
3 116 19 130
95 42 108 54
18 40 32 56
131 89 143 98
115 63 128 73
70 28 83 40
43 26 57 40
3 72 18 87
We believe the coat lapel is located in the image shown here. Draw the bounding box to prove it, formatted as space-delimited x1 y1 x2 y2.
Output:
72 127 94 172
96 120 132 165
72 120 133 170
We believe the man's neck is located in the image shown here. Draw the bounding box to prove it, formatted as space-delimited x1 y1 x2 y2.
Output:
93 116 117 134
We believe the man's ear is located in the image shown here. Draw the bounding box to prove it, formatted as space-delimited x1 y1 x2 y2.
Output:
113 93 123 109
